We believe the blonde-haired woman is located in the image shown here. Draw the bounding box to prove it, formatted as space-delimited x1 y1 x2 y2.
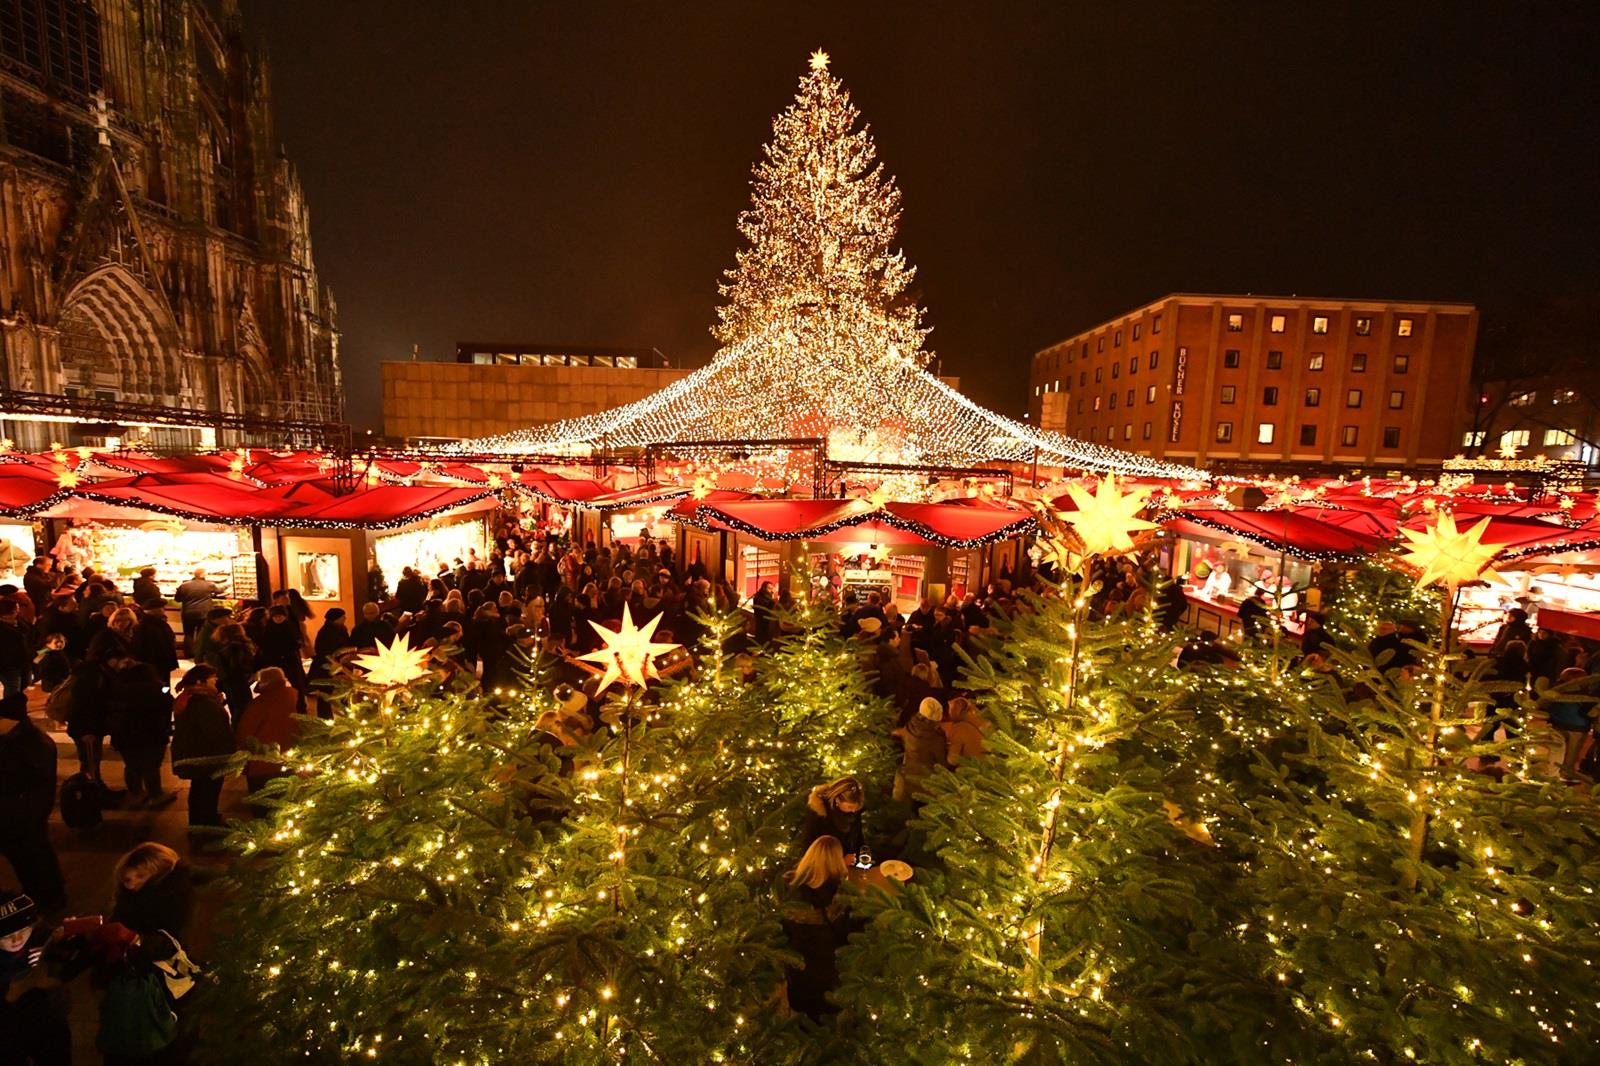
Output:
800 776 865 861
110 841 193 940
782 835 850 1019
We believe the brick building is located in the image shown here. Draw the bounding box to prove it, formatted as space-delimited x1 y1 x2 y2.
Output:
383 343 687 442
1029 294 1478 473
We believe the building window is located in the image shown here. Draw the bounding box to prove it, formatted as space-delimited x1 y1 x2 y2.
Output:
1146 385 1157 403
1341 425 1359 447
1090 427 1097 441
1299 424 1317 447
1093 396 1101 411
1095 368 1103 383
1132 323 1142 341
1112 362 1121 379
1114 329 1123 347
1262 386 1280 406
1226 313 1243 332
1346 389 1363 408
1097 337 1105 352
1128 356 1138 375
1308 352 1325 371
1034 385 1042 396
1397 317 1414 337
1223 349 1241 368
1393 354 1410 374
1311 315 1329 334
1382 427 1401 449
1079 372 1086 387
1354 317 1372 336
1220 385 1237 404
1124 422 1133 440
1305 387 1321 407
1142 421 1153 440
1127 389 1135 407
1152 314 1162 334
1257 422 1276 445
1545 428 1577 446
1149 351 1160 370
1107 424 1117 441
1462 430 1486 447
1509 390 1536 407
1501 429 1531 450
1269 314 1287 333
1110 392 1118 409
1553 389 1580 404
1066 349 1074 364
1216 421 1234 443
1266 350 1283 370
1351 353 1367 372
1388 390 1405 410
1077 399 1084 414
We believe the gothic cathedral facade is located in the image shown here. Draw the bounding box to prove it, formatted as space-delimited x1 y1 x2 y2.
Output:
0 0 341 448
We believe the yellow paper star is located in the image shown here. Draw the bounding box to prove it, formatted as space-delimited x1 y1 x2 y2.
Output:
0 438 13 452
486 473 504 489
1395 512 1501 589
691 475 713 500
1057 473 1158 557
809 48 830 72
55 467 79 489
1498 439 1521 460
578 603 681 694
352 633 433 688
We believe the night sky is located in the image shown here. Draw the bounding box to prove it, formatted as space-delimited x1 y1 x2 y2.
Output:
239 1 1598 431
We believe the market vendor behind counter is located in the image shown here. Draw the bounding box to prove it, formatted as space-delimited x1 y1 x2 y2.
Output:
1180 554 1307 642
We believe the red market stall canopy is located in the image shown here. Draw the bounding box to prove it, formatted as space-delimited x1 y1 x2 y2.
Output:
674 497 1036 548
581 482 692 511
1165 509 1390 562
277 485 498 529
0 470 69 516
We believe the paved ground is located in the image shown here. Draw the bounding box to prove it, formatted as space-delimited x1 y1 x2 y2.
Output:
3 680 251 1063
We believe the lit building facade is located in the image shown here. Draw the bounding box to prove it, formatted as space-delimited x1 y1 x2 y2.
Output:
1029 294 1478 472
1464 376 1600 468
0 0 342 448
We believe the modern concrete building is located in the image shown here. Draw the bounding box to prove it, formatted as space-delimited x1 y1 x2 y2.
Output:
1030 294 1479 473
382 343 688 442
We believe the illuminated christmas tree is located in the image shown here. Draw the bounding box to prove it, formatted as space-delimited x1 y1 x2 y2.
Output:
199 622 817 1063
465 53 1194 478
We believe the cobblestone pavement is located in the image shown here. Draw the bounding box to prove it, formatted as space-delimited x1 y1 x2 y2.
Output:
3 681 253 1063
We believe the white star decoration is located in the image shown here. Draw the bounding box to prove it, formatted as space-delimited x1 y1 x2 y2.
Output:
809 48 830 72
578 603 681 694
352 633 433 689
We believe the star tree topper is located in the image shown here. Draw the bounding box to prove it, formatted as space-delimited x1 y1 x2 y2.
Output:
1394 511 1501 589
352 633 433 688
578 603 681 694
1057 473 1159 557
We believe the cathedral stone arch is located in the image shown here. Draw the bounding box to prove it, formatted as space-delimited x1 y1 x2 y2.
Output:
55 265 181 404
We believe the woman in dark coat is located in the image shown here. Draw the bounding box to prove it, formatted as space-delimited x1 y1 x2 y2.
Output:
169 665 235 829
307 609 354 709
206 622 257 721
104 653 175 807
799 776 865 861
256 605 308 697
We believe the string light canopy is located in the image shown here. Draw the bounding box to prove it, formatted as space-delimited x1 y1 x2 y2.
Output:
462 54 1199 482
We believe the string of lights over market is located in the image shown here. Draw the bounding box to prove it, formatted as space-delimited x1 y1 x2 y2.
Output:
462 52 1199 483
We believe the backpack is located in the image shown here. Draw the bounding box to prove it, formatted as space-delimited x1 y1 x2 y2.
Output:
97 956 178 1057
59 772 103 830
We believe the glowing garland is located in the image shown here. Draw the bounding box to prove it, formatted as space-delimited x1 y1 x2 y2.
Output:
458 58 1199 482
1159 510 1374 563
